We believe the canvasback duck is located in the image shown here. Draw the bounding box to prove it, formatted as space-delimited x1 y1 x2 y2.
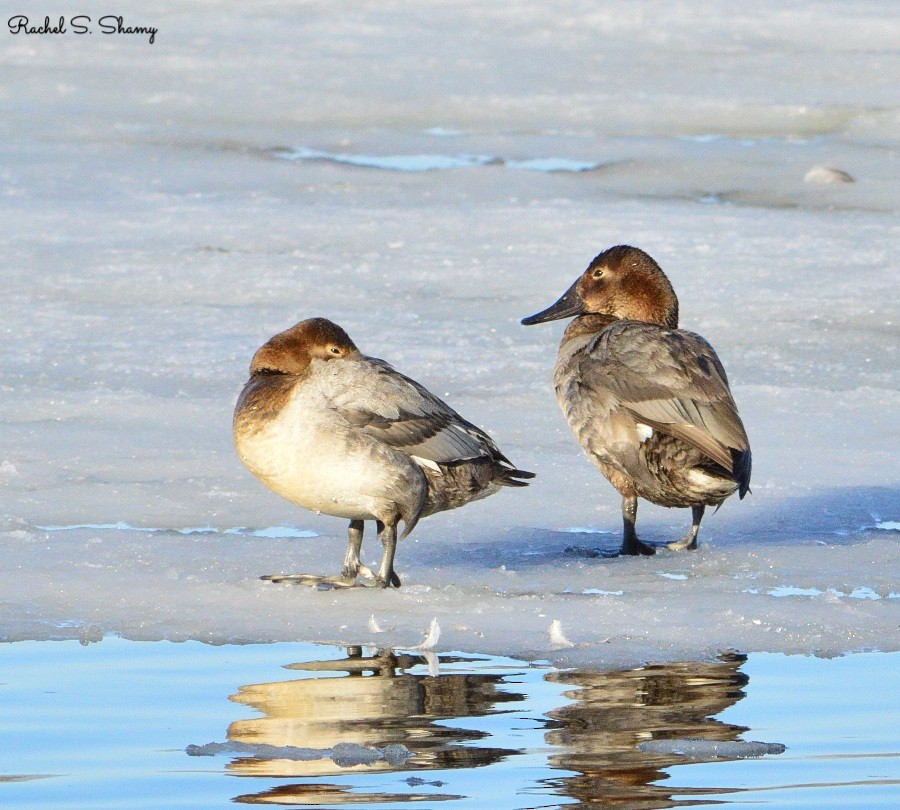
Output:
522 245 750 556
234 317 534 588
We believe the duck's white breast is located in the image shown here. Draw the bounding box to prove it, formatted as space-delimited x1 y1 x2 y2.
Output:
235 379 411 521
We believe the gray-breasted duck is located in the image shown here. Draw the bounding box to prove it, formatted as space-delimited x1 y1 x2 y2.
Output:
522 245 751 555
234 317 534 588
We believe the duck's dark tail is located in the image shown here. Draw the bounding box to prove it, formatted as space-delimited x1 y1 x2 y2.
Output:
731 448 752 499
498 465 536 487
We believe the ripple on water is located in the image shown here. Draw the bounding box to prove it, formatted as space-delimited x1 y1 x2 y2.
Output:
0 640 895 809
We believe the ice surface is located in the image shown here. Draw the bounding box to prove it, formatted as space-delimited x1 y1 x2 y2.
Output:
0 1 897 668
638 739 787 760
185 740 413 767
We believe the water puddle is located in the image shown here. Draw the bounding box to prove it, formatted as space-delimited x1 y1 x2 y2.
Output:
273 147 499 172
35 522 319 538
272 147 604 173
745 585 892 600
0 639 895 808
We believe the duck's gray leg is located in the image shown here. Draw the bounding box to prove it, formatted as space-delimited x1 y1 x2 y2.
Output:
343 520 376 580
620 496 656 556
667 505 705 551
374 519 402 588
262 519 372 587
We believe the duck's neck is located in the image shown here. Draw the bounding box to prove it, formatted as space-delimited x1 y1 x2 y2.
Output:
562 313 620 341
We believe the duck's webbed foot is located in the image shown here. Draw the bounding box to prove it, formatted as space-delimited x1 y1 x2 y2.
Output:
621 535 656 556
261 519 378 588
261 571 361 588
382 570 402 588
667 505 705 552
620 495 656 556
666 535 697 552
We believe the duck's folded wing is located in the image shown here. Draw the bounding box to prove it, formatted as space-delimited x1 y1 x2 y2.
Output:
582 324 750 479
328 358 507 467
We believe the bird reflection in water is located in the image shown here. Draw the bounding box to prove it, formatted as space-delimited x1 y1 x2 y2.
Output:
223 646 524 805
203 648 765 807
542 651 752 808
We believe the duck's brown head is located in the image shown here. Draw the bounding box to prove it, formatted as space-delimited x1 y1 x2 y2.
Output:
249 317 360 376
521 245 679 329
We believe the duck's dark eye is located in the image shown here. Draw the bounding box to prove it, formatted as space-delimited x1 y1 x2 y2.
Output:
330 346 342 355
592 267 605 280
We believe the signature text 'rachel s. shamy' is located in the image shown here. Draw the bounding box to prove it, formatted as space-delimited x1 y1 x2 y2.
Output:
7 15 158 44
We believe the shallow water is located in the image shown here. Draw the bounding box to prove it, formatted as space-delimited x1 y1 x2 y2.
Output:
1 639 895 809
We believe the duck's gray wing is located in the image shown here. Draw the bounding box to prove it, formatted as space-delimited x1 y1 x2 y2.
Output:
327 357 514 468
582 322 750 490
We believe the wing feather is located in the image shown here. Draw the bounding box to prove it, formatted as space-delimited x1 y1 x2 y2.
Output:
579 322 750 474
327 357 509 466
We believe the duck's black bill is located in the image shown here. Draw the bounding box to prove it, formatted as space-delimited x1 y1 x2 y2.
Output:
521 283 584 325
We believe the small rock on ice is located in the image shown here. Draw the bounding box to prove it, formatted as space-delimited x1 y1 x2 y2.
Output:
803 166 854 184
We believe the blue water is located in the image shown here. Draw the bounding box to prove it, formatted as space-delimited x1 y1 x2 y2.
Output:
274 147 603 173
0 639 895 808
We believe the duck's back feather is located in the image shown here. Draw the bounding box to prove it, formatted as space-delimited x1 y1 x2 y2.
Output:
325 357 533 484
571 320 751 495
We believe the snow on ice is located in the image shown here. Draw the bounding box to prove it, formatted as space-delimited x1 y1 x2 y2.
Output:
0 0 896 668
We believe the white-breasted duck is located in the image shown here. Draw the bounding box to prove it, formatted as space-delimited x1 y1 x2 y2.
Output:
234 317 534 587
522 245 750 555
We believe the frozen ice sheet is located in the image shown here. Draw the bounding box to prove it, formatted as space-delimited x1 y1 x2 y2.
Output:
638 738 787 759
0 521 896 668
186 740 413 766
0 0 896 668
